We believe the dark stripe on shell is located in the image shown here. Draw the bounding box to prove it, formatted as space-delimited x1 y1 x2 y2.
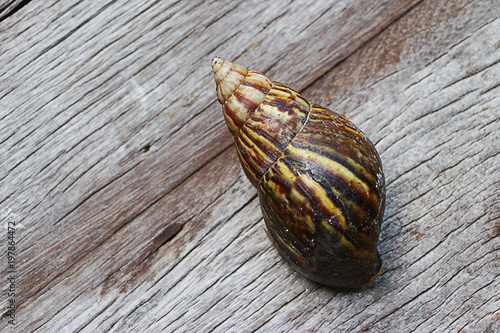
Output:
297 106 382 188
223 103 245 129
240 125 281 166
233 89 260 118
242 80 270 95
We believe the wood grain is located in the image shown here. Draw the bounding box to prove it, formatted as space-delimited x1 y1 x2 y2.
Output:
0 0 498 331
0 0 27 21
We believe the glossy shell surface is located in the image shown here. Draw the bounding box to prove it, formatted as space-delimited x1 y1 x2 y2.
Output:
212 57 385 287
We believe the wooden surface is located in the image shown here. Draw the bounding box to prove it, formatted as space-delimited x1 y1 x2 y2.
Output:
1 0 499 331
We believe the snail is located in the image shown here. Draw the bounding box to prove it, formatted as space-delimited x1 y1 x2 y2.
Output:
211 57 386 287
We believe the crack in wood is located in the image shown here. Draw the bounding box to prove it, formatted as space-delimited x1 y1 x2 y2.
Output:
0 0 31 22
100 222 184 296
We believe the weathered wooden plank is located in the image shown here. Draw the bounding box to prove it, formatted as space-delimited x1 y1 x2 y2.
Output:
0 0 498 331
0 0 26 21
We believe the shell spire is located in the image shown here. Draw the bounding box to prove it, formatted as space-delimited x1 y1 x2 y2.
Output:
212 57 272 136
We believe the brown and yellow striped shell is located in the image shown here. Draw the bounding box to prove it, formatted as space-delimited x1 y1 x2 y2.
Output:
211 57 386 288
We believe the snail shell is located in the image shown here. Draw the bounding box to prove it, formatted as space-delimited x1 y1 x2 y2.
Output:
211 57 385 287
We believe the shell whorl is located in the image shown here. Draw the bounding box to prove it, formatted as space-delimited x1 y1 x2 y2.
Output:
212 57 270 135
212 57 385 287
212 57 310 186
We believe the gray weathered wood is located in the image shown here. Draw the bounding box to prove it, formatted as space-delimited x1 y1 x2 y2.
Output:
0 0 498 331
0 0 25 21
